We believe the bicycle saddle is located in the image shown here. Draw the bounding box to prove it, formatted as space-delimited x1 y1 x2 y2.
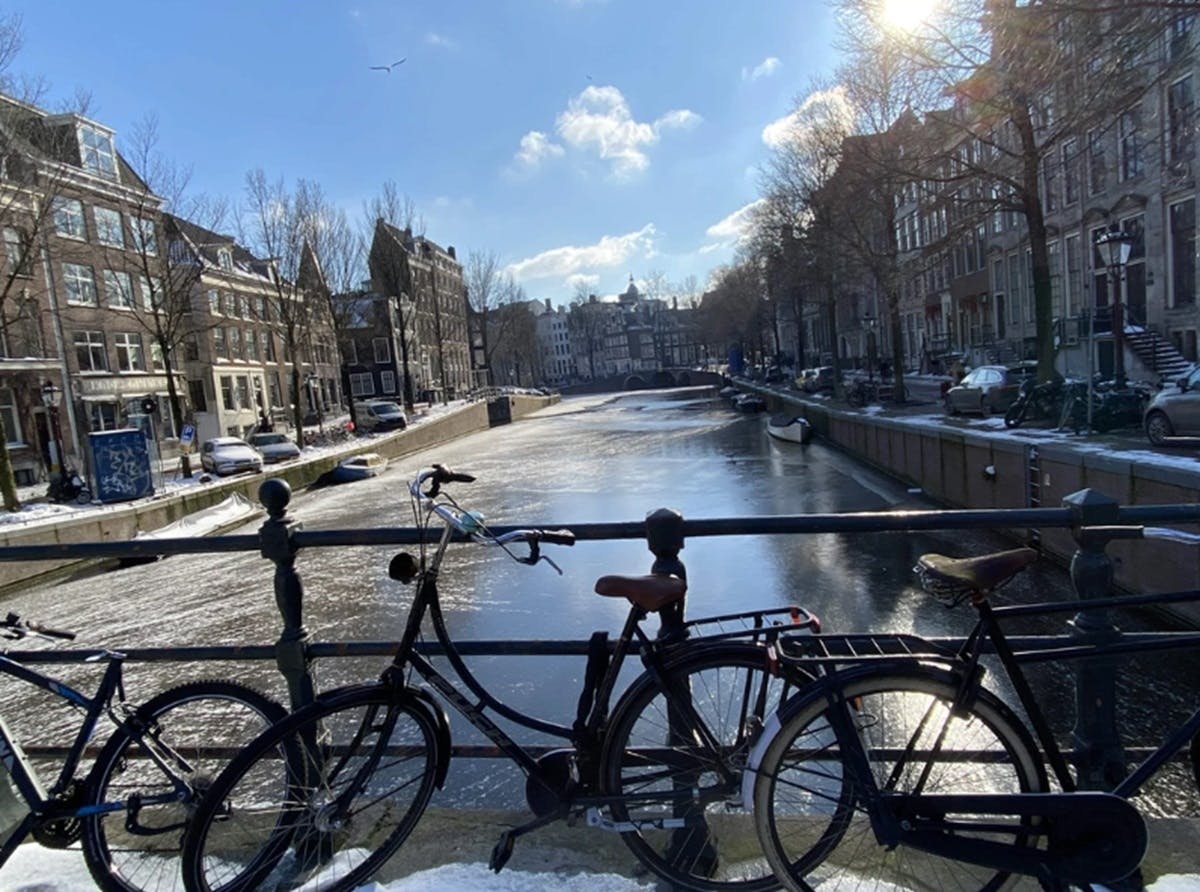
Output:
915 547 1038 601
594 574 687 612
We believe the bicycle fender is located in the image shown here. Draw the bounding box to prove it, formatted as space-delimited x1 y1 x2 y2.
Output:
739 709 783 811
402 686 452 790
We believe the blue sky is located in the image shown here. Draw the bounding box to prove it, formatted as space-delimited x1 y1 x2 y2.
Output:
11 1 839 302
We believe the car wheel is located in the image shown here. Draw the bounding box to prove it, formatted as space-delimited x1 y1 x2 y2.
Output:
1145 411 1174 446
981 395 994 416
944 397 959 416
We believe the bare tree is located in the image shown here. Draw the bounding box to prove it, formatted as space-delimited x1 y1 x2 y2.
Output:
567 282 606 380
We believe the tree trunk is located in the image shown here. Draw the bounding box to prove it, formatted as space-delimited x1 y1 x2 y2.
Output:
161 351 192 477
290 365 305 448
0 414 20 512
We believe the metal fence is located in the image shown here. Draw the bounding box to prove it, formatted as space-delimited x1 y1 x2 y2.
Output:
3 478 1199 783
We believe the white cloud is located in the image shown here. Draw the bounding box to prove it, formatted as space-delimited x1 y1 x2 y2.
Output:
742 56 781 82
566 272 601 292
553 86 700 179
505 224 657 281
425 32 458 50
698 199 765 255
514 130 565 169
762 85 853 150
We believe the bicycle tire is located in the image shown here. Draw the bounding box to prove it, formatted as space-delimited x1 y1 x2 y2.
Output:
83 679 287 892
754 667 1047 892
601 642 814 891
180 683 439 892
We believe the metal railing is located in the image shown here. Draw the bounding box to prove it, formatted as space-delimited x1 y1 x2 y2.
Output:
3 479 1200 784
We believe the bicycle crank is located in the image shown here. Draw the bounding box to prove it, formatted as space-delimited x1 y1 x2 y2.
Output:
890 791 1146 886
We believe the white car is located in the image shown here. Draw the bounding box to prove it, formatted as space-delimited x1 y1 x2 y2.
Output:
200 437 264 476
248 432 302 464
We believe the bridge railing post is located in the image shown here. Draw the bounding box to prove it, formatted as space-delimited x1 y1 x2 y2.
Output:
645 507 686 641
1062 487 1127 790
259 478 315 712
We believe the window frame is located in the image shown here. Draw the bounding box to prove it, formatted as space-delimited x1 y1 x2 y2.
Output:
93 206 125 247
52 197 87 240
114 331 146 372
77 123 118 178
103 269 135 309
62 262 98 305
73 330 107 372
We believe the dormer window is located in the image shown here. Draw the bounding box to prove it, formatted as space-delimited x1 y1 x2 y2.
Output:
217 248 233 271
77 123 118 178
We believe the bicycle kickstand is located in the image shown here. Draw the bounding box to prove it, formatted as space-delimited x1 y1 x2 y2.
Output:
489 808 567 873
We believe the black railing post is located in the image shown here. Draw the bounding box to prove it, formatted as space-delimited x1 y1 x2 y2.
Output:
645 507 686 640
1063 488 1127 789
259 478 315 712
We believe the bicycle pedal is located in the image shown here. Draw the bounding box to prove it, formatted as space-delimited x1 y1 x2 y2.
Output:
489 831 515 873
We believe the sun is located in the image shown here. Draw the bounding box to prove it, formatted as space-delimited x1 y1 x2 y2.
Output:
879 0 938 32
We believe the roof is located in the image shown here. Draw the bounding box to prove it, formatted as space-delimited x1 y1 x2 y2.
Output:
166 214 275 279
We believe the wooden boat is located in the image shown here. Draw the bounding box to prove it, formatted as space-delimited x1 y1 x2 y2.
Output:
734 393 766 413
120 493 263 567
767 413 814 444
331 452 388 483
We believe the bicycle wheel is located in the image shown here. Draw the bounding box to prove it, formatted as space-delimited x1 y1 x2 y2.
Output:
601 642 814 891
180 683 440 892
754 667 1047 892
83 680 287 892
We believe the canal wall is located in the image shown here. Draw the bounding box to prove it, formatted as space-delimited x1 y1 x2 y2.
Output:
0 393 555 594
758 388 1200 624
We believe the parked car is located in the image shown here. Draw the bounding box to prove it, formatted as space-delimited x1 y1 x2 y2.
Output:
944 362 1036 416
248 432 302 464
803 366 836 393
200 437 264 476
1144 365 1200 445
354 399 408 433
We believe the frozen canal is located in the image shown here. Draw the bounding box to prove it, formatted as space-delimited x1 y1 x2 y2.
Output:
3 388 1198 813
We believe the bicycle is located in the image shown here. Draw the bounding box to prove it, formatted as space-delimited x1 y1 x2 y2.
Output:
0 612 286 892
180 464 821 892
751 527 1200 891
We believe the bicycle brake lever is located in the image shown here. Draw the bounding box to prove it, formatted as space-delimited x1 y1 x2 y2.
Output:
540 554 564 576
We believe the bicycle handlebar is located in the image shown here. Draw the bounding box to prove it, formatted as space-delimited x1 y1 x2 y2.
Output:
2 611 77 641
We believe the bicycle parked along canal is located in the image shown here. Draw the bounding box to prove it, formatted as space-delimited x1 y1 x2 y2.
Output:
180 464 821 892
750 526 1200 891
0 613 285 892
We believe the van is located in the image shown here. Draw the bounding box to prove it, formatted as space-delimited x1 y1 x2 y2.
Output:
354 400 408 433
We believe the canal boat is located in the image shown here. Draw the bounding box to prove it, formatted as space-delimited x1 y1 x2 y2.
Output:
734 393 766 413
718 385 738 399
120 493 263 567
331 452 388 483
767 413 814 445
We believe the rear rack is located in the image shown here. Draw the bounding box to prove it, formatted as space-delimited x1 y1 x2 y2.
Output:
676 605 819 648
779 632 960 666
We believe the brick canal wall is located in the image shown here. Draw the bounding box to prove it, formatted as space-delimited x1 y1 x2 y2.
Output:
754 387 1200 625
0 394 554 594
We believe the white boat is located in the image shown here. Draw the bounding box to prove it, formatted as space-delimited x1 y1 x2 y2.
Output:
332 452 388 483
767 413 814 445
121 493 263 566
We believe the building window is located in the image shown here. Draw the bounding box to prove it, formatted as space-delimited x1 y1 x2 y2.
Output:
268 372 282 407
78 123 118 177
228 326 241 360
373 337 390 363
220 375 235 411
1007 254 1021 325
221 293 236 316
345 339 358 365
62 263 97 305
94 207 124 247
1170 13 1195 63
254 296 266 319
263 331 275 362
103 269 134 309
381 370 396 393
150 341 165 370
1062 138 1078 205
217 248 233 271
74 330 107 371
1048 241 1063 318
1087 128 1106 195
1024 249 1034 323
349 372 375 397
1170 197 1196 307
132 217 157 256
90 402 120 431
236 375 252 409
53 198 87 239
185 334 200 361
1169 75 1195 166
1118 108 1143 181
244 328 258 361
208 289 220 314
1066 232 1082 315
3 227 28 277
1043 156 1059 212
1 387 20 445
213 327 227 358
140 275 162 312
188 379 208 413
115 332 145 371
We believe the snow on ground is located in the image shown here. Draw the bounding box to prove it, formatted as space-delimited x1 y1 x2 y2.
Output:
2 845 1196 892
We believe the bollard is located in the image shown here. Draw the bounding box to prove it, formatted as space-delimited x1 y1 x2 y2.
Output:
259 478 315 713
645 507 686 640
1062 488 1127 790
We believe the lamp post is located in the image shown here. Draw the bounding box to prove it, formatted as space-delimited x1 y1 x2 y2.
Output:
863 314 877 383
40 380 64 480
1094 224 1134 390
304 372 322 431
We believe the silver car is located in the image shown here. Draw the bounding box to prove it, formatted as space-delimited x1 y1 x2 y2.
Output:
1144 365 1200 445
248 432 302 464
944 363 1035 416
200 437 264 476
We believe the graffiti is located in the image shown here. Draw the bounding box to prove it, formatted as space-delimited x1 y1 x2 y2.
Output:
88 429 153 503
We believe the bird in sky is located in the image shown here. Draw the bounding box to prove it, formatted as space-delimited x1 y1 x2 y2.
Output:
370 59 406 72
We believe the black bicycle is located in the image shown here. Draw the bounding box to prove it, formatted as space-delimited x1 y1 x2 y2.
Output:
751 527 1200 891
0 612 285 892
180 464 820 892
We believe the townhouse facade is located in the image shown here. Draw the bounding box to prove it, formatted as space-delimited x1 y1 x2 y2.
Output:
331 290 416 404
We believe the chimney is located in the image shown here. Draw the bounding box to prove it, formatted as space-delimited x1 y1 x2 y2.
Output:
447 246 456 259
545 298 551 310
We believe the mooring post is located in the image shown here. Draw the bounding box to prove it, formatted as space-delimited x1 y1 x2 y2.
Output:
645 507 686 641
1062 487 1127 790
259 478 315 713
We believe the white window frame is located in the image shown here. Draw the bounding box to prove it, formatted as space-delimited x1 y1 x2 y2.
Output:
1169 197 1196 308
77 123 118 177
63 263 97 305
103 269 134 309
217 248 233 271
373 337 390 363
0 387 20 445
74 330 107 371
345 339 358 365
132 217 158 256
349 372 375 397
3 227 27 276
53 198 87 239
94 207 124 247
114 332 145 372
381 370 396 394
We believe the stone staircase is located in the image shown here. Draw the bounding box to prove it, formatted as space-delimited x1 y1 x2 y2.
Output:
1125 326 1193 383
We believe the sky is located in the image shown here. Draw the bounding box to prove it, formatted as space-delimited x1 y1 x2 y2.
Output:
6 0 840 305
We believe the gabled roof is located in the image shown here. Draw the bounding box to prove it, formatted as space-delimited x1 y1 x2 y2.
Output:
166 213 275 280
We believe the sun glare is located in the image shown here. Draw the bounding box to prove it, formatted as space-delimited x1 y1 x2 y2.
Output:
880 0 938 32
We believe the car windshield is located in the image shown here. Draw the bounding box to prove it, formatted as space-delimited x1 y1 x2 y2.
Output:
372 403 403 414
254 434 287 445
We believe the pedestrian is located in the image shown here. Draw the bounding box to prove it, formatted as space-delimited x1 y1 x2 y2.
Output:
949 359 966 384
258 411 273 433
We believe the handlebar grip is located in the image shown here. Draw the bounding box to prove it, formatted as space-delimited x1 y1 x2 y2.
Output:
27 620 77 641
539 529 576 546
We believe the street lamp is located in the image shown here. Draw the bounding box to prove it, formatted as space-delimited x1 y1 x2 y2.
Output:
40 380 64 479
1094 223 1134 390
863 314 878 383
